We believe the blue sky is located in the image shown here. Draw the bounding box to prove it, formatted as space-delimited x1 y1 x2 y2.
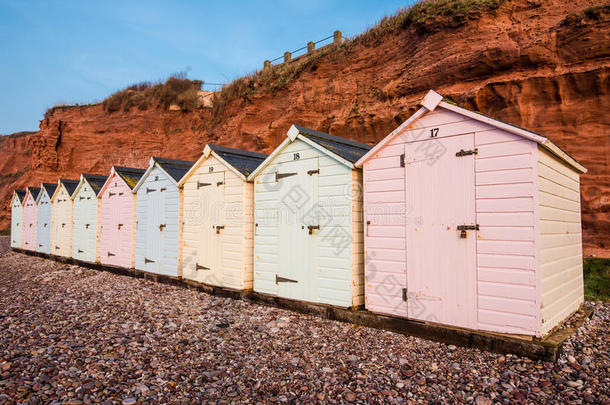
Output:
0 1 412 134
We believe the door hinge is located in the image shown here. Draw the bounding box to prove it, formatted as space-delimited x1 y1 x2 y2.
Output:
197 181 211 189
107 251 115 257
78 249 83 253
400 154 405 167
402 288 407 302
144 257 155 264
79 196 85 200
276 274 298 284
307 225 320 235
215 225 225 234
456 148 478 157
108 192 116 197
307 169 320 176
38 244 43 247
276 172 297 181
195 263 210 271
159 224 166 231
146 187 156 194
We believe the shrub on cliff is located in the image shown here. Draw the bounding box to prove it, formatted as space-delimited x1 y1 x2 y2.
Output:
102 76 203 114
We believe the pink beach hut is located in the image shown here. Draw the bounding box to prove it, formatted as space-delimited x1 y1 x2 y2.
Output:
98 166 145 269
355 90 587 338
22 187 41 251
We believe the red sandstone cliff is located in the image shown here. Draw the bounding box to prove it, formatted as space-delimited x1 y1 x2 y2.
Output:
0 0 608 255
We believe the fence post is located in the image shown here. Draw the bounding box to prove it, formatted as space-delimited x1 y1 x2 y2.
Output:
284 51 291 63
334 30 342 45
264 60 271 69
307 41 315 54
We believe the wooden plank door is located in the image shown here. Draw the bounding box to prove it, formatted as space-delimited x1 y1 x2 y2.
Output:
276 157 319 302
144 185 161 273
405 133 477 329
196 171 225 285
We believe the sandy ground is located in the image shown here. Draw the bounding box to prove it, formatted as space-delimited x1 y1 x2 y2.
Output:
0 249 608 404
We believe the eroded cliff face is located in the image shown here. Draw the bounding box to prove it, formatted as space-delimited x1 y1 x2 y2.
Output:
0 0 608 255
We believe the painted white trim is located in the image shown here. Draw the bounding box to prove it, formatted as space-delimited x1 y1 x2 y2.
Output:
11 192 21 207
540 140 587 174
177 147 248 187
355 106 429 167
248 131 356 181
132 158 180 194
97 167 130 198
247 137 292 181
70 175 88 201
50 181 67 203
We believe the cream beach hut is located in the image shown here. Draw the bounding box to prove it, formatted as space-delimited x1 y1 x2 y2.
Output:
50 179 79 257
10 190 26 249
98 166 145 269
133 157 195 277
22 187 41 251
248 125 371 308
36 183 57 254
355 90 587 338
72 174 108 263
178 145 267 289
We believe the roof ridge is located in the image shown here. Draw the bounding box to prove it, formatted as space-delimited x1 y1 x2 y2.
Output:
209 144 268 159
152 156 197 166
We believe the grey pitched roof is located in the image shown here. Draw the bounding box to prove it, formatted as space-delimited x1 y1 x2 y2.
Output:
82 174 109 196
152 157 195 183
59 179 80 196
292 125 371 163
41 183 58 198
15 190 26 203
114 166 146 189
209 144 268 177
27 187 41 201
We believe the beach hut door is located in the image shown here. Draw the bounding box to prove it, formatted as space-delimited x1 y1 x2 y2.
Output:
196 171 225 285
145 182 165 272
404 133 477 329
277 157 319 302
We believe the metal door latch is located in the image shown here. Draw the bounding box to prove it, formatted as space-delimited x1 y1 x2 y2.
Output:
118 224 123 229
402 288 408 302
307 169 320 176
107 251 115 257
457 224 479 238
160 187 166 192
276 275 298 284
85 224 90 229
217 181 224 186
195 263 210 271
400 154 405 167
307 225 320 234
215 225 225 234
78 249 83 253
159 224 166 231
455 148 478 157
276 172 297 181
144 257 155 264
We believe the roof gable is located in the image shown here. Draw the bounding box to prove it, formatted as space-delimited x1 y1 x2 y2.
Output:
26 187 41 203
37 183 57 203
14 190 26 204
248 125 371 180
133 157 195 192
114 166 146 189
72 174 109 199
355 90 585 174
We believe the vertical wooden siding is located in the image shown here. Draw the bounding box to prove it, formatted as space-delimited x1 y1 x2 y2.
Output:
182 156 251 290
10 197 23 249
50 185 74 257
135 166 181 277
253 139 360 307
538 147 584 335
99 173 135 268
22 193 37 250
36 191 52 254
72 184 99 262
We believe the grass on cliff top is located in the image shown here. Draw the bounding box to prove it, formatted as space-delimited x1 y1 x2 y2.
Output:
101 74 203 114
0 228 9 236
209 0 505 125
584 258 610 301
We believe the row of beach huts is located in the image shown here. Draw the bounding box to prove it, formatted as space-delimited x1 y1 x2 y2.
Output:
9 90 587 339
